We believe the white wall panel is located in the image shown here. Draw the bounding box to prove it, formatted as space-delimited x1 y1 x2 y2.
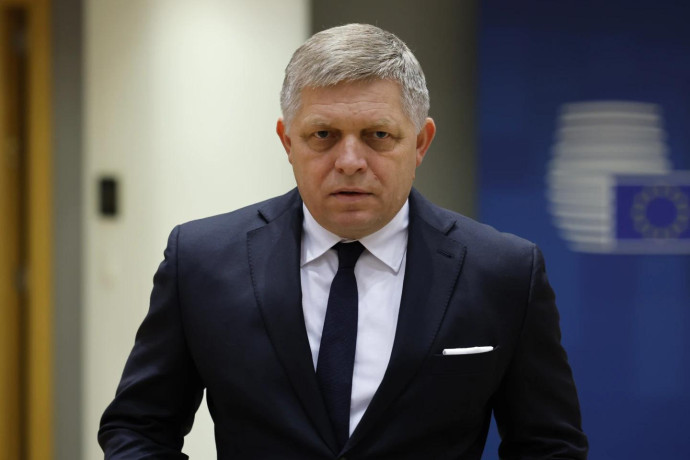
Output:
83 1 308 458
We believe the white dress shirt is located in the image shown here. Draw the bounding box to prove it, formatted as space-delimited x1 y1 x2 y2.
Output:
300 202 408 436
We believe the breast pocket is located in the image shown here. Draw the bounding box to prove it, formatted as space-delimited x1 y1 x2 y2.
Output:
429 347 498 375
413 347 501 423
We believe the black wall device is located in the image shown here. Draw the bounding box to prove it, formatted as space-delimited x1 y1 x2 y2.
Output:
99 176 118 217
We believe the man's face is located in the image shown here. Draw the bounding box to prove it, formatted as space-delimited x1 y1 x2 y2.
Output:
276 79 436 239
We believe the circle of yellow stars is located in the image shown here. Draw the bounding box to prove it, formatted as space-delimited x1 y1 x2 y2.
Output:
631 186 690 238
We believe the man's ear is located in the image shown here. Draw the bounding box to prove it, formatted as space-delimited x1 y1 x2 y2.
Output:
276 118 292 159
415 117 436 167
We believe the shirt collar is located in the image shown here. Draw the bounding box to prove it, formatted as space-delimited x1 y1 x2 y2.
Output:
301 201 409 273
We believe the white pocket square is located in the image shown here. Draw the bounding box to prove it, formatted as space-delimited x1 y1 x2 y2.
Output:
442 346 494 356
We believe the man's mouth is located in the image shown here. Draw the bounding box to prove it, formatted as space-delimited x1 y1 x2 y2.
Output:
333 188 369 195
331 189 372 199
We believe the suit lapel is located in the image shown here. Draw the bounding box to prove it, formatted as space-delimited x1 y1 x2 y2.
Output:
246 191 339 454
344 190 467 452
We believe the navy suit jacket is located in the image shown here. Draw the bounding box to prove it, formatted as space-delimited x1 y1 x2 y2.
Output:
99 188 587 459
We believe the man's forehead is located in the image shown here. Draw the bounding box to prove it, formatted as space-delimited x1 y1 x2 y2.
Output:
293 81 407 126
300 80 402 102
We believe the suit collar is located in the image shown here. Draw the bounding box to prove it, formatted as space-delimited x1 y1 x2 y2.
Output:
255 187 303 223
301 199 410 274
343 188 467 454
248 189 340 454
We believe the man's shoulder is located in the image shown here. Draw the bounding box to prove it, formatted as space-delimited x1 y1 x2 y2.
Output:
410 189 537 264
175 188 301 241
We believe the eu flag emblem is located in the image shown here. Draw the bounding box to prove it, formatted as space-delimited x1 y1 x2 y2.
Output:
615 173 690 253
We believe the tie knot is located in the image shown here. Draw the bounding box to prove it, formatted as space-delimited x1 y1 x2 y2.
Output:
335 241 365 269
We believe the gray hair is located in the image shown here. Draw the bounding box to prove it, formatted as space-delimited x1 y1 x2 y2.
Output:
280 23 430 131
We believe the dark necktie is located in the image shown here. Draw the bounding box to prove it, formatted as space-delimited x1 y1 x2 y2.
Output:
316 241 365 449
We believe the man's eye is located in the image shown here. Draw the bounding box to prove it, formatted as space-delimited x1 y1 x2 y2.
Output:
314 130 330 139
373 131 389 139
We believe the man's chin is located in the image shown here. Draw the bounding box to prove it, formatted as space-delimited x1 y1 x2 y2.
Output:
326 213 385 240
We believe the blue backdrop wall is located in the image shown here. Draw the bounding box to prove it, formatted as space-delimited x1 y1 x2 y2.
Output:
479 1 690 458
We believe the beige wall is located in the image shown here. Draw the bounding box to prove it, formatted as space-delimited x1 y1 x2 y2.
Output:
82 1 308 458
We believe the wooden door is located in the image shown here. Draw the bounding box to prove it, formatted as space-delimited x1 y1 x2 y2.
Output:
0 0 52 459
0 7 27 459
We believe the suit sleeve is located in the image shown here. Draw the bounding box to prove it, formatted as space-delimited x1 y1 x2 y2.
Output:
98 226 204 459
493 245 588 459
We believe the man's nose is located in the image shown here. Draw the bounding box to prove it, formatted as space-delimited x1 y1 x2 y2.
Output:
334 135 367 175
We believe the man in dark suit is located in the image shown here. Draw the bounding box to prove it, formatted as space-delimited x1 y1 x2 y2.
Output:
99 24 588 459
